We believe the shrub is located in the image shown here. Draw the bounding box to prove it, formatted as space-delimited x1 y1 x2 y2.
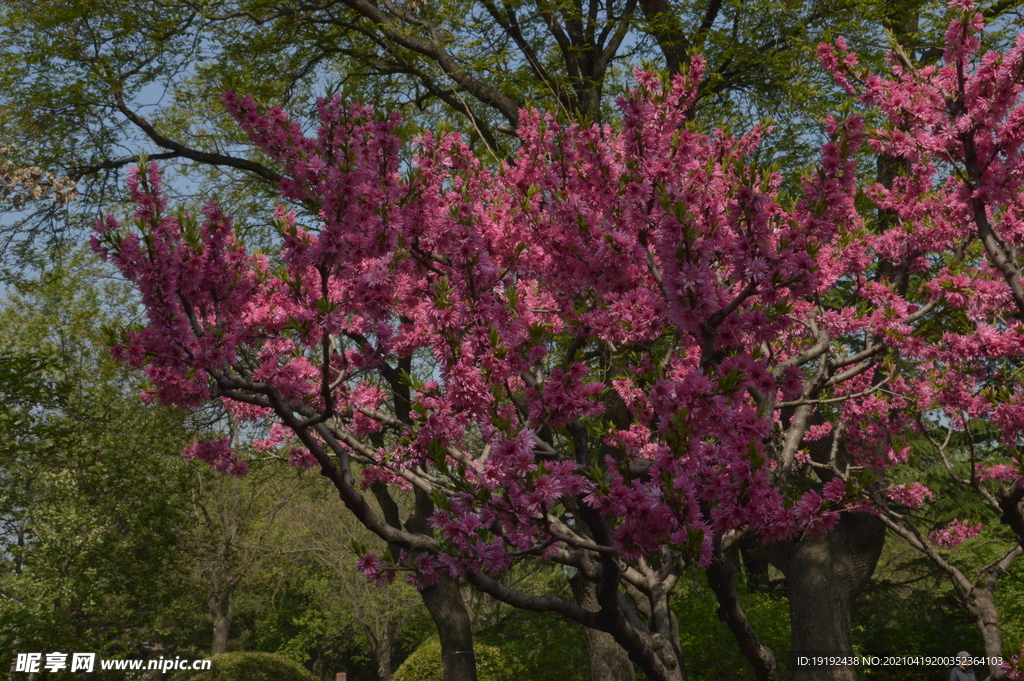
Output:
391 639 526 681
476 610 590 681
168 651 318 681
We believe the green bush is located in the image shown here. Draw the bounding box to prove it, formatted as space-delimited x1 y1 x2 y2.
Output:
168 651 318 681
476 610 590 681
674 574 791 681
391 638 527 681
997 558 1024 657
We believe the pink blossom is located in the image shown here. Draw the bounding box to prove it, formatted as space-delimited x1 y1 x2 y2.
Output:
929 519 982 549
1002 643 1024 681
976 464 1019 483
182 438 249 477
887 483 933 509
822 478 846 504
356 553 382 576
288 446 318 469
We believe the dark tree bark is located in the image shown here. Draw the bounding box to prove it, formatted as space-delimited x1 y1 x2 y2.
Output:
768 513 885 681
419 575 479 681
999 484 1024 548
569 574 635 681
637 0 722 76
378 643 393 681
378 481 479 681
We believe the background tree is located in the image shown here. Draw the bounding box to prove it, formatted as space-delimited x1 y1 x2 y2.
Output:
7 0 1022 266
874 421 1022 679
0 251 205 674
274 475 426 681
189 465 308 655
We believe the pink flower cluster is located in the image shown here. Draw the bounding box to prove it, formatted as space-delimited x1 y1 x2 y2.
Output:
929 519 982 549
887 483 934 509
975 464 1019 483
182 438 249 477
1003 646 1024 681
357 551 438 589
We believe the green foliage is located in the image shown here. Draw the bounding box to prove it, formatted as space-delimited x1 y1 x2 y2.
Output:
851 537 983 680
0 249 207 671
476 609 590 681
238 563 379 681
6 0 1021 270
996 560 1024 658
168 651 318 681
674 572 792 681
853 576 980 680
230 477 433 681
391 638 526 681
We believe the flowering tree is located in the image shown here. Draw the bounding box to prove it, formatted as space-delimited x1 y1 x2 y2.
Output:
815 7 1024 678
0 146 77 209
92 4 1024 679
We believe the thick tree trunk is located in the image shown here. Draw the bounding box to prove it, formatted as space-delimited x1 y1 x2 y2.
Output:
569 575 635 681
400 485 478 681
768 513 885 681
571 495 687 681
419 575 478 681
608 618 686 681
208 592 233 656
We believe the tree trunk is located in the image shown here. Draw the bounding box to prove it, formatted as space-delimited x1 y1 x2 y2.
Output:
571 494 687 681
615 615 687 681
400 485 478 681
768 513 885 681
363 625 395 681
208 592 233 656
9 638 23 681
569 574 635 681
968 587 1006 681
419 574 478 681
376 637 394 681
